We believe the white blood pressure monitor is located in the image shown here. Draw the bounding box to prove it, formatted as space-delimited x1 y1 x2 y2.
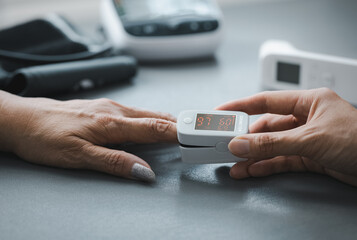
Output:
101 0 223 61
260 40 357 105
177 110 249 164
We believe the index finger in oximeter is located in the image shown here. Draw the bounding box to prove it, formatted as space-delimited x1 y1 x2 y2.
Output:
177 110 249 164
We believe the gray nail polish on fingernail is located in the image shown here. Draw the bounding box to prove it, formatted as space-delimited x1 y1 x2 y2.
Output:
131 163 156 183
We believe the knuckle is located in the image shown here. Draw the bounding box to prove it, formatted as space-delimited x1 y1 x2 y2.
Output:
87 98 113 113
256 91 272 113
94 98 118 108
104 151 126 175
95 114 114 126
299 126 322 157
256 91 271 113
163 112 176 121
93 115 121 139
254 134 277 155
262 113 274 121
148 119 172 136
316 87 336 98
129 106 141 112
122 106 138 115
98 98 114 104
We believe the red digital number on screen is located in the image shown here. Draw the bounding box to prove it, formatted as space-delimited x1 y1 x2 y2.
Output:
195 114 236 131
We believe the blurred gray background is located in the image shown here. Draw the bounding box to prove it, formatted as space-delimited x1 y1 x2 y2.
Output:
0 0 291 29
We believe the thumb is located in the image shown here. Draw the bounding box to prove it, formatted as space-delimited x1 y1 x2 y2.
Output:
228 129 304 160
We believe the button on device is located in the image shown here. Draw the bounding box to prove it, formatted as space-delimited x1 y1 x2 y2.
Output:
203 22 213 31
143 24 157 34
183 117 193 124
215 142 229 152
189 22 199 31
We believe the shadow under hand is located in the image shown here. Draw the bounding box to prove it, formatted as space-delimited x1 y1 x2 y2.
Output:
2 144 357 210
116 143 357 208
0 151 148 186
178 161 357 209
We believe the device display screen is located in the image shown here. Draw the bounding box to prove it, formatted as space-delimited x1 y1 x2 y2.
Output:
277 62 300 84
195 114 236 131
114 0 217 22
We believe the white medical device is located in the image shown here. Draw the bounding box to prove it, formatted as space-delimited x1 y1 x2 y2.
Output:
177 110 249 164
100 0 223 61
260 40 357 105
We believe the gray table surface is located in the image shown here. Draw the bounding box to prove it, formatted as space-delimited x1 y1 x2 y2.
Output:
1 0 357 239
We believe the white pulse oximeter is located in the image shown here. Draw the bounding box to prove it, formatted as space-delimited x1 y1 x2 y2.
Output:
177 110 249 164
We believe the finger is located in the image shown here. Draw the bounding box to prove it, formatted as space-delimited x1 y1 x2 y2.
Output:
230 156 357 187
230 156 317 179
249 114 300 133
83 145 156 182
102 117 178 144
125 107 176 122
228 128 305 160
94 99 177 122
125 118 178 143
215 90 311 116
228 159 256 179
245 156 310 177
324 169 357 187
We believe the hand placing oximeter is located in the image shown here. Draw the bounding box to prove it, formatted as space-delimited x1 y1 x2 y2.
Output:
177 110 249 164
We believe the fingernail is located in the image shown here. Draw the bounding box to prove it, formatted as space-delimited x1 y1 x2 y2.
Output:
131 163 156 183
229 168 236 178
229 138 250 156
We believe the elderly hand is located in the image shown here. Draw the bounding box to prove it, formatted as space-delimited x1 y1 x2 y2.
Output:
0 91 177 182
216 88 357 186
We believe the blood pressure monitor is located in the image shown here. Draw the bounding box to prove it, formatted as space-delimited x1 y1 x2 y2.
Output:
100 0 223 61
260 40 357 105
177 110 249 164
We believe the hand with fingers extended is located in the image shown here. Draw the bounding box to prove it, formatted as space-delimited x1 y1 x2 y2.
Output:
0 90 177 182
216 88 357 186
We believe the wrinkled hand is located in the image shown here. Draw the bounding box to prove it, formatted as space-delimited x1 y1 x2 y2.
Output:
216 88 357 186
0 91 177 182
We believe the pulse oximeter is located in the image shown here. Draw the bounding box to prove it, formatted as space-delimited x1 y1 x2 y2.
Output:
177 110 249 164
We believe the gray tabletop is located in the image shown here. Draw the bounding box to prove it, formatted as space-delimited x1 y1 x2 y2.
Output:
1 1 357 239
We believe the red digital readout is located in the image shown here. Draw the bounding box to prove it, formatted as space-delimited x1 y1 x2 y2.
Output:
195 114 236 131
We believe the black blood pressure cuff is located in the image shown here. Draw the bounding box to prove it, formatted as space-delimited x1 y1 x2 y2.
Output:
0 14 137 97
5 56 137 97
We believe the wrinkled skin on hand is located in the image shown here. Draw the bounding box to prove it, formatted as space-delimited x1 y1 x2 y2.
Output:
216 88 357 186
0 91 177 182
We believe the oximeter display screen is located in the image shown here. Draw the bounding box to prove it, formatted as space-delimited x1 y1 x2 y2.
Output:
195 114 236 131
277 62 300 84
